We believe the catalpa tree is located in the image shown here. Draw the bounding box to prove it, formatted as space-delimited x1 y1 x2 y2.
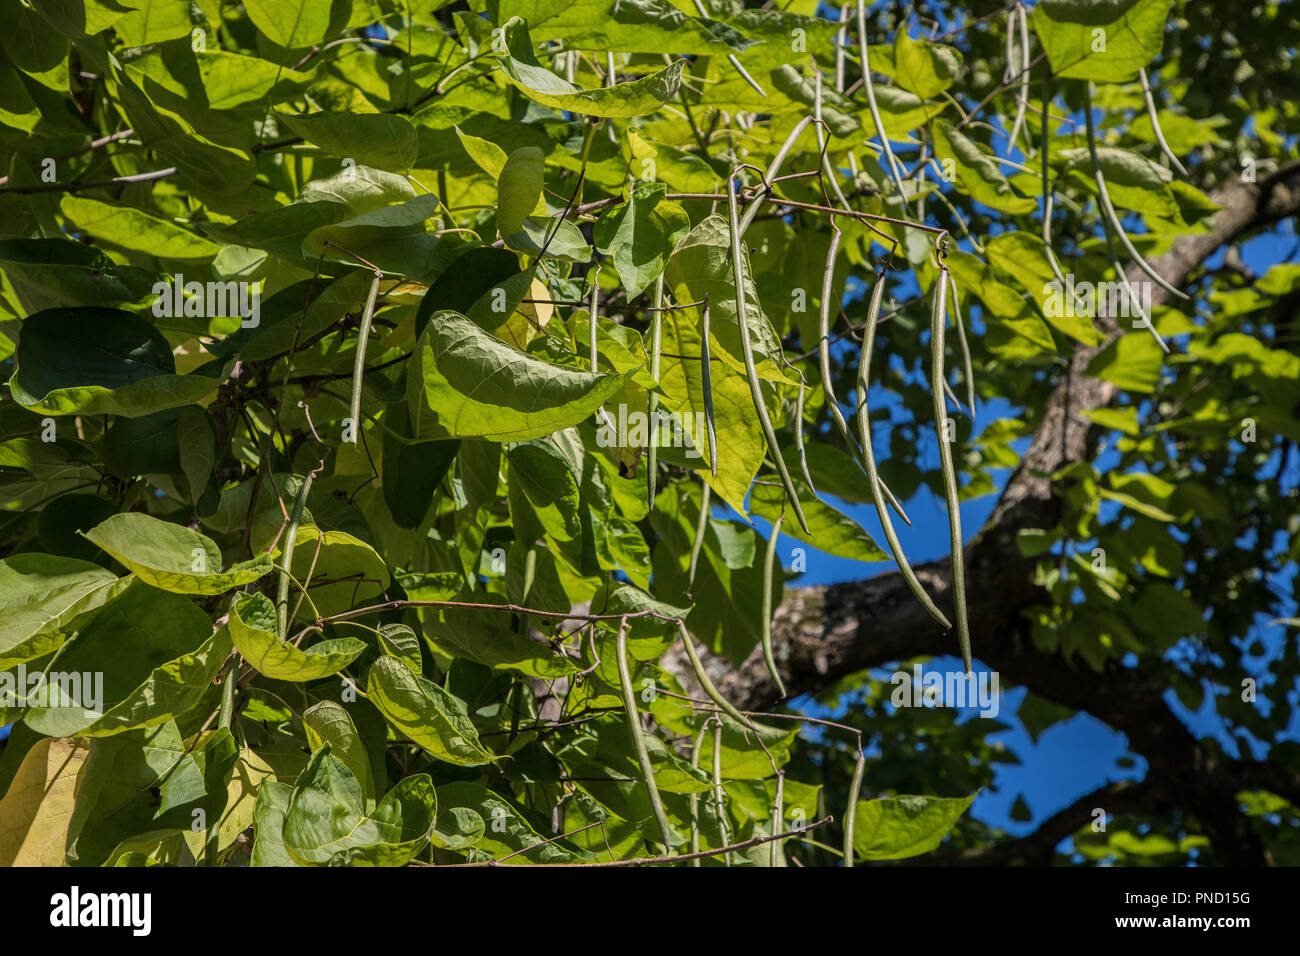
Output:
0 0 1297 868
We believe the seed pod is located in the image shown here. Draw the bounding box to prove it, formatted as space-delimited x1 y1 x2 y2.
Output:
761 510 787 699
726 179 809 534
843 747 866 867
855 272 952 629
929 265 973 673
647 275 665 510
615 617 674 852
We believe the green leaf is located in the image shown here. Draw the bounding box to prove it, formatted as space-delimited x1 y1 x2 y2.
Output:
409 310 633 442
59 197 221 261
499 18 685 118
435 781 581 863
303 701 378 807
277 111 419 172
593 183 690 298
0 554 119 670
1084 332 1165 393
853 793 975 860
931 120 1036 215
893 28 963 99
282 747 436 866
22 579 226 738
243 0 333 49
506 439 582 542
750 484 887 562
496 146 546 237
10 307 219 417
1032 0 1172 83
83 513 272 595
367 656 496 766
229 592 365 681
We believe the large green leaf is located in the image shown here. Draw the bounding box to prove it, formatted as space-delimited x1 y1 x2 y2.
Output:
0 554 119 671
243 0 333 49
282 747 436 866
83 513 272 595
229 592 365 681
10 308 219 417
853 793 976 860
367 656 496 766
499 17 685 118
409 310 633 442
22 579 226 738
277 111 419 172
1032 0 1171 82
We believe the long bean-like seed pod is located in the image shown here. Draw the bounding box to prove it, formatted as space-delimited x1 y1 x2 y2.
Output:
687 481 711 590
1083 84 1188 303
678 621 775 735
712 718 731 866
815 225 912 527
1138 67 1189 177
760 510 787 699
929 266 973 673
842 747 866 867
835 4 849 92
817 227 857 447
615 617 674 852
727 179 809 534
1005 5 1030 156
700 296 718 476
949 279 976 416
1040 73 1069 286
348 271 382 446
737 116 813 238
814 71 853 216
689 721 708 865
793 383 816 494
771 771 786 867
856 0 906 201
276 472 315 638
856 273 952 629
647 274 665 510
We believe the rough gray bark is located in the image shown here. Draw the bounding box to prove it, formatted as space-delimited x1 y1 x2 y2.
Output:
675 163 1300 866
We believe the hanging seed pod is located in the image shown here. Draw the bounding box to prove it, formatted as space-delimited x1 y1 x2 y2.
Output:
700 295 718 476
712 717 731 866
771 770 786 868
689 720 708 865
1083 84 1189 304
929 266 973 673
1040 73 1069 287
855 272 952 630
615 617 674 851
761 510 787 699
687 480 711 592
842 746 866 867
647 275 665 510
1138 67 1189 176
726 179 809 534
856 0 906 201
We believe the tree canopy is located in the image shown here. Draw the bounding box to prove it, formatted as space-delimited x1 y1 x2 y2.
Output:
0 0 1298 867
